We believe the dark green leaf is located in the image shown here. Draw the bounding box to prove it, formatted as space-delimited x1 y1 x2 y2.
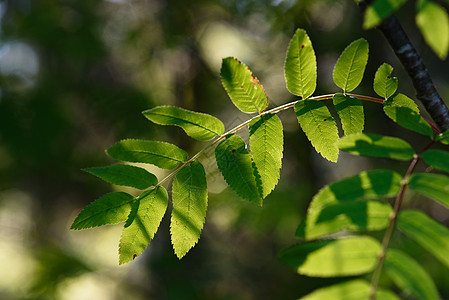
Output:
422 149 449 174
333 93 364 135
436 130 449 145
83 165 157 189
373 63 398 99
363 0 408 29
408 173 449 208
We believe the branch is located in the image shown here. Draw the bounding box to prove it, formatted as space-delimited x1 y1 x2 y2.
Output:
359 2 449 131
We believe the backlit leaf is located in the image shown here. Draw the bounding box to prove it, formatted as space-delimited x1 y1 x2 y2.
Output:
220 57 268 113
119 187 168 264
106 139 188 170
338 133 415 161
422 149 449 174
373 63 398 99
363 0 408 29
397 209 449 268
215 134 262 205
142 105 224 141
71 192 135 230
436 130 449 145
284 28 317 99
333 39 369 93
171 161 208 259
249 113 283 198
408 173 449 208
83 165 157 189
295 99 339 162
333 93 364 135
279 236 381 277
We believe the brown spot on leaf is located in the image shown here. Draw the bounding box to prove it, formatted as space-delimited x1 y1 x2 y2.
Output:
323 119 327 121
231 149 236 153
301 44 305 48
250 74 260 89
133 254 137 260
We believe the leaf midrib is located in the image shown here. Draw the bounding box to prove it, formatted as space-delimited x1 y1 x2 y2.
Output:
146 111 220 136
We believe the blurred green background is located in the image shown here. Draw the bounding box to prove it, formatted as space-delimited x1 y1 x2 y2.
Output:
1 0 449 299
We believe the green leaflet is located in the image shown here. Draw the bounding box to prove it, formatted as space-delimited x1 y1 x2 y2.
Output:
417 0 449 60
436 130 449 145
119 186 168 264
363 0 408 29
397 209 449 268
384 249 440 300
333 93 364 135
249 114 283 198
295 100 339 162
284 28 317 99
338 133 415 161
220 57 268 114
83 164 157 190
142 105 224 141
373 63 398 99
215 134 263 205
408 173 449 208
300 279 400 300
106 139 188 170
333 39 369 93
71 192 135 230
278 236 381 277
296 169 401 240
422 149 449 174
170 161 208 259
383 94 433 137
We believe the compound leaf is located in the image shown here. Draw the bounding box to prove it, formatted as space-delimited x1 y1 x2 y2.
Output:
119 186 168 264
220 57 268 114
106 139 188 170
71 192 135 230
408 173 449 208
363 0 408 29
397 209 449 268
83 165 157 190
373 63 398 99
142 106 224 141
422 149 449 174
295 99 339 162
249 113 283 198
284 28 317 99
171 161 208 259
279 236 381 277
333 93 364 135
338 133 415 161
383 94 433 137
333 39 369 93
384 248 440 300
215 134 262 205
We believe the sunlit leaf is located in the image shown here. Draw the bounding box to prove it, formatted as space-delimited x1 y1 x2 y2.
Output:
71 192 135 230
83 165 157 189
170 161 208 259
397 209 449 268
249 113 283 198
384 248 440 300
295 99 339 162
220 57 268 113
363 0 408 29
333 93 364 135
422 149 449 174
215 134 262 205
338 133 415 161
408 173 449 208
279 236 381 277
373 63 398 99
119 187 168 264
284 28 317 99
333 39 369 93
383 94 433 136
142 106 224 141
436 130 449 145
106 139 188 170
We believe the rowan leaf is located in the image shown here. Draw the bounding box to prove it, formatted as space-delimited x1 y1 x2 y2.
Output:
279 236 381 277
333 39 369 93
383 94 433 137
170 161 208 259
220 57 268 113
338 133 415 161
363 0 408 29
215 134 262 205
397 209 449 268
71 192 135 230
284 28 317 99
295 99 339 162
142 105 224 141
408 173 449 209
373 63 398 99
106 139 188 170
436 130 449 145
333 93 364 135
249 113 283 198
119 186 168 264
83 165 157 189
422 149 449 174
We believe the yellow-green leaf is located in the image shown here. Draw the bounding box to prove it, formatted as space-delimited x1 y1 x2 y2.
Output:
333 93 364 135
